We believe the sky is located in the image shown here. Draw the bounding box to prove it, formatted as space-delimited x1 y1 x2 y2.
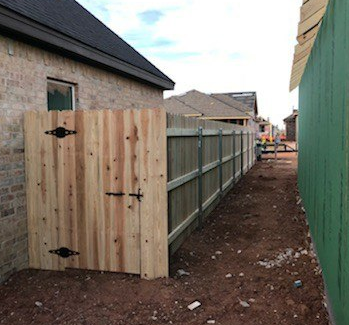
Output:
78 0 302 128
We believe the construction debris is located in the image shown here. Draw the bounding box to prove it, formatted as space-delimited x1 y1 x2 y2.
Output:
294 280 303 288
187 301 201 311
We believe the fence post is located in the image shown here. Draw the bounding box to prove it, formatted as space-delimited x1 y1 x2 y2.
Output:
233 131 236 183
198 127 203 228
219 128 223 196
254 133 256 163
241 131 244 178
247 132 250 170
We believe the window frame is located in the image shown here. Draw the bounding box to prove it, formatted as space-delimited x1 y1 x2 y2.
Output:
47 78 76 111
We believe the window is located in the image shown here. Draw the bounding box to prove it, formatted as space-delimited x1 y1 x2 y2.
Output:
47 79 75 111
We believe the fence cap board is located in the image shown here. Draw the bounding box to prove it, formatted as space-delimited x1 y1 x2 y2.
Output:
167 128 252 137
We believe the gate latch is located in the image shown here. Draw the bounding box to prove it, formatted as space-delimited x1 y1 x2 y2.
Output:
129 188 143 202
105 191 125 197
49 247 80 258
45 127 77 139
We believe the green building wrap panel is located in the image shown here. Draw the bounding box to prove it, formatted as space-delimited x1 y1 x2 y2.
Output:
298 1 349 324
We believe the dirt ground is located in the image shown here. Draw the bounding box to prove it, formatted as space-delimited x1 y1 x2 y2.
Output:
0 152 330 325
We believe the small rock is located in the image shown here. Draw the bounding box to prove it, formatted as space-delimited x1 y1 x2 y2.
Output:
177 269 190 277
239 273 244 277
207 320 216 324
215 251 223 255
239 301 250 308
211 255 216 260
225 273 233 278
248 298 256 303
188 301 201 311
237 250 242 254
35 301 43 308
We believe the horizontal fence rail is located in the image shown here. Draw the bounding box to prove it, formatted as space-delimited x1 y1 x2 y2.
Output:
166 114 256 254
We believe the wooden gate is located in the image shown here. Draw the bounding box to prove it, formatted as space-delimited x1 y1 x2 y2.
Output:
24 109 168 279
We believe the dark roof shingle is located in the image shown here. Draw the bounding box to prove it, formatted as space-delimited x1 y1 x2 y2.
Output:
221 92 258 115
0 0 174 88
165 90 250 119
284 110 298 122
210 93 250 114
164 97 202 116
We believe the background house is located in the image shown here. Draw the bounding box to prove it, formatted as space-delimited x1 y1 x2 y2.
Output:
165 90 252 126
283 110 298 141
290 0 349 324
255 116 275 140
210 92 259 130
0 0 174 282
220 92 258 120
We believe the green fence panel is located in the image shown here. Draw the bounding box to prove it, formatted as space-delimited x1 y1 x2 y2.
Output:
298 1 349 323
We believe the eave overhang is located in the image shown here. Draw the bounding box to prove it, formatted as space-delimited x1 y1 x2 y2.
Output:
0 5 175 90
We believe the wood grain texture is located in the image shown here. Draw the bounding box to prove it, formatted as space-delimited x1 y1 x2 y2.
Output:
25 109 168 278
290 0 328 90
139 109 168 279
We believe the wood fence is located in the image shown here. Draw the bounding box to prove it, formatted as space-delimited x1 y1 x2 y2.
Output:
24 109 256 279
167 115 256 254
24 109 167 279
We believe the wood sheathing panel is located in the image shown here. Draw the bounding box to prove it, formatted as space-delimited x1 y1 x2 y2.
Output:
290 0 329 91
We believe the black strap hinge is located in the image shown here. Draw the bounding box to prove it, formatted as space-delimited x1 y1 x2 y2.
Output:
49 247 79 258
45 127 77 139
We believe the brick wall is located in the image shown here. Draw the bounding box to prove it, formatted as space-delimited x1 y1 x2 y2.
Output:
0 35 164 282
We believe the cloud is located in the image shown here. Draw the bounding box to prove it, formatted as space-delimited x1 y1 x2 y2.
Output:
152 39 175 47
156 52 200 60
77 0 110 22
138 10 164 25
77 0 302 127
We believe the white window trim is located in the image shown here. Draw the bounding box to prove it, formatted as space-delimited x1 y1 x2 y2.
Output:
47 79 76 111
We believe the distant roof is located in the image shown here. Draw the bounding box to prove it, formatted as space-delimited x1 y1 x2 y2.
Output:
220 92 258 116
210 93 250 113
164 97 202 117
165 90 251 119
255 116 270 126
0 0 174 89
284 110 298 122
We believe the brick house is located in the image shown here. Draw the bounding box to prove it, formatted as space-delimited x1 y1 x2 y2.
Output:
0 0 174 282
283 110 298 141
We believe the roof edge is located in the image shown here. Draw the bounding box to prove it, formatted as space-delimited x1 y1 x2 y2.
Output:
0 6 175 90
